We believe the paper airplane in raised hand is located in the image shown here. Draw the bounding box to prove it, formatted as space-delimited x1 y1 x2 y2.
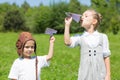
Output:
65 12 82 23
45 28 57 36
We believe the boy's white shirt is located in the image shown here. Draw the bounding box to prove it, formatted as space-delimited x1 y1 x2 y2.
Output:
8 55 49 80
70 30 111 57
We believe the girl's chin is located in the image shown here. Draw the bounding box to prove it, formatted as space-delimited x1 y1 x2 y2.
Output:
81 24 89 28
80 24 84 28
81 23 84 27
80 25 83 27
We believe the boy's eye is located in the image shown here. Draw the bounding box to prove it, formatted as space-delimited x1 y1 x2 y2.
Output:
31 46 34 49
24 46 29 48
24 46 34 49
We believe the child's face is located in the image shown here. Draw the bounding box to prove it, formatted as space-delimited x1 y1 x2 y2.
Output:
23 40 35 58
81 10 96 29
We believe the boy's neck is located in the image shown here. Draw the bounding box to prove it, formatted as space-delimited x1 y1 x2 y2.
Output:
22 56 31 59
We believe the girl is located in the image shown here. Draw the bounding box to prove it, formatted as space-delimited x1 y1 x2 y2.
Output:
8 32 55 80
64 9 111 80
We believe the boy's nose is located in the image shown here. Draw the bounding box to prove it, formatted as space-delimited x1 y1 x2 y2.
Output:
28 47 33 50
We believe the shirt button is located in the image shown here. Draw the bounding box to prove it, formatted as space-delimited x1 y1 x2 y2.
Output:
94 54 96 56
89 50 91 52
89 54 91 56
94 50 96 53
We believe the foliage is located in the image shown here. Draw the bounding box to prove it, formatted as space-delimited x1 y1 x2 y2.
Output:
33 5 52 33
3 10 28 32
0 0 119 34
68 0 81 13
24 7 37 32
91 0 120 34
0 3 11 31
50 2 69 33
110 15 120 34
21 1 30 13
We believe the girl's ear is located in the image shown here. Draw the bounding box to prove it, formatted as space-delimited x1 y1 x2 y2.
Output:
92 19 97 25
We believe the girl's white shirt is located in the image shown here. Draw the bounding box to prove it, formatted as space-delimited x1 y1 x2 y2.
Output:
70 30 111 57
8 55 49 80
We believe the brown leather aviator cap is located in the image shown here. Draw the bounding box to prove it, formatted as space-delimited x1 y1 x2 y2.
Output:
16 32 36 56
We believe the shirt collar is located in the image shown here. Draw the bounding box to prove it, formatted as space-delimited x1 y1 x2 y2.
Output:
83 30 99 36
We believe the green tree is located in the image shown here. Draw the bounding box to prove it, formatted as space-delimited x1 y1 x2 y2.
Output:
0 3 11 31
33 5 52 33
24 7 37 32
68 0 81 13
91 0 109 32
21 1 30 13
50 2 69 33
109 0 120 34
110 16 119 34
91 0 120 34
116 0 120 12
3 10 27 31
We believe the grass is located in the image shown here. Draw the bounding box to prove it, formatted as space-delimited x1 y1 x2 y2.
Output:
0 32 120 80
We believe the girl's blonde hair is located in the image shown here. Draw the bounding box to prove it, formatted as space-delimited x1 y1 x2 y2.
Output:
87 9 102 30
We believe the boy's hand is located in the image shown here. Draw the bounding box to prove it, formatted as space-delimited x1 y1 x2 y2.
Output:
50 36 55 43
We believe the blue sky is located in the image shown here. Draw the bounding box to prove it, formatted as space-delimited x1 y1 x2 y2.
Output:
0 0 91 7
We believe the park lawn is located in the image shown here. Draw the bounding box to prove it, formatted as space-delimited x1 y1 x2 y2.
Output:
0 32 120 80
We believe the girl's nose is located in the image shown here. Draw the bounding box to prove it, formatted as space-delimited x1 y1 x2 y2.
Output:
81 15 84 19
80 16 83 20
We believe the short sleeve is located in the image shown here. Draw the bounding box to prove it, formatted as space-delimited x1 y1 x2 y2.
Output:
69 34 81 48
102 34 111 57
8 59 19 79
38 55 50 68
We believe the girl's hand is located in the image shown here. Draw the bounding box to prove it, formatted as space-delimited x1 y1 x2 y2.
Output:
50 36 55 43
65 17 72 26
105 74 110 80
